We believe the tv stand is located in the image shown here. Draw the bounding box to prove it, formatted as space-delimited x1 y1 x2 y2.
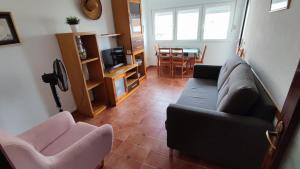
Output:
105 64 140 106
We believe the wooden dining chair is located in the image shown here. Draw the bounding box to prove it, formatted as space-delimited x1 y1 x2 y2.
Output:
155 43 160 75
236 46 245 58
171 48 188 78
158 48 172 77
190 45 207 73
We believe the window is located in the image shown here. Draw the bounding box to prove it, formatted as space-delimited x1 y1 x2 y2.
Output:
176 9 199 40
203 5 231 40
154 11 174 40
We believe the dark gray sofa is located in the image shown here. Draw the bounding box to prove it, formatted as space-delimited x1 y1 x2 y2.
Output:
166 55 276 169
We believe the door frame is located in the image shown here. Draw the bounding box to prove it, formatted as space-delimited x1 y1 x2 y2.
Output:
262 60 300 169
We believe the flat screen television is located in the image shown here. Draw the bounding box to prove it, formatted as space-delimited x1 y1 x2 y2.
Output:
101 47 127 71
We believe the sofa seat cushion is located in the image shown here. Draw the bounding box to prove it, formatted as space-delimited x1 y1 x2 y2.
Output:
40 122 96 156
176 79 218 110
217 55 246 90
217 64 259 115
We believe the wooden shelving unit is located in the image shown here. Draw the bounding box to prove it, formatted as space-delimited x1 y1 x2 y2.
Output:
56 32 108 117
111 0 147 81
99 33 121 38
105 64 139 106
81 57 99 64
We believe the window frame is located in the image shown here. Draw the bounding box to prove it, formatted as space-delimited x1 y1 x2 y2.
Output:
152 1 235 42
201 2 234 42
152 9 175 41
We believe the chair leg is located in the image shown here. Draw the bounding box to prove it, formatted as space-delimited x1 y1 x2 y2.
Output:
170 64 173 77
159 65 161 77
157 62 160 76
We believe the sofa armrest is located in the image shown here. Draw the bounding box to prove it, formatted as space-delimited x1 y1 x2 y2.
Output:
19 111 75 151
193 64 222 80
50 124 113 169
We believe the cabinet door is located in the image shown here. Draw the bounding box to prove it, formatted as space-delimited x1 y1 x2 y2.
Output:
114 77 126 100
129 1 143 36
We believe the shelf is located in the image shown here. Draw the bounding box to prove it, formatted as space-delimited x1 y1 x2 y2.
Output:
81 57 99 64
91 101 107 114
86 80 103 90
125 71 137 79
99 33 121 38
127 78 139 87
139 75 146 82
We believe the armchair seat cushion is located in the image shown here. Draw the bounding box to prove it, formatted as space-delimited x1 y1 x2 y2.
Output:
176 78 218 110
41 122 97 156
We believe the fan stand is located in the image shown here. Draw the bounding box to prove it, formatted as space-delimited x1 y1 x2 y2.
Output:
42 73 63 112
50 84 63 112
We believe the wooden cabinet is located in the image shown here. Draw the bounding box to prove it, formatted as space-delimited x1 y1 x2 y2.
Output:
105 64 139 106
111 0 147 82
56 32 107 117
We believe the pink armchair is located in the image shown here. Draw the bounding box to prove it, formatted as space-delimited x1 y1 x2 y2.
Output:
0 111 113 169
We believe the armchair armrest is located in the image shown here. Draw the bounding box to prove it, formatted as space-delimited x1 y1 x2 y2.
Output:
19 111 75 151
193 64 222 80
50 124 113 169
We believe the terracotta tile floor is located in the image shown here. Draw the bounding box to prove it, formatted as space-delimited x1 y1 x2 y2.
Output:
74 67 225 169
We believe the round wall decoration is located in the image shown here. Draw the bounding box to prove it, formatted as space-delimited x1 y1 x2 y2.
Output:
80 0 102 20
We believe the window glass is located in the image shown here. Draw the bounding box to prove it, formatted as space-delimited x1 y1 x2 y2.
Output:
154 11 174 40
176 9 199 40
203 5 231 40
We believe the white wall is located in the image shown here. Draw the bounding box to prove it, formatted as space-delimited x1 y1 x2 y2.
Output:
143 0 247 66
242 0 300 110
280 124 300 169
0 0 116 134
241 0 300 168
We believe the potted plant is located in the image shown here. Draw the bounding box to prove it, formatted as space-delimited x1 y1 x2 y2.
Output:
66 16 80 32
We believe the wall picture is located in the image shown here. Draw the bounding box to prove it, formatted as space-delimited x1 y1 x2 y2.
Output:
0 12 20 45
270 0 291 12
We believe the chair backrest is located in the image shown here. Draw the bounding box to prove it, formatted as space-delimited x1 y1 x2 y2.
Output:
171 48 184 63
199 45 207 63
158 48 172 62
155 43 160 57
159 48 171 56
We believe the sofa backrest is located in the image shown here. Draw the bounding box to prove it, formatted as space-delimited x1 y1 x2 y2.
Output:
217 54 246 91
248 73 277 122
217 64 259 115
217 55 276 122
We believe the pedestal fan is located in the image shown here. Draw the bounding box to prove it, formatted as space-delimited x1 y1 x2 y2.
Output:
42 59 68 112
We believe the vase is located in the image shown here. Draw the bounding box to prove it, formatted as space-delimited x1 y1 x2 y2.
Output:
70 25 79 33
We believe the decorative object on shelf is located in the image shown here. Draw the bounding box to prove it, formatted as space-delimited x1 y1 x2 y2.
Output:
75 36 87 60
0 12 20 46
126 55 133 65
81 0 102 20
135 59 143 66
270 0 291 12
66 16 80 32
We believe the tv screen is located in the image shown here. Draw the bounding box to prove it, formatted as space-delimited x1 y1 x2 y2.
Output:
101 47 127 71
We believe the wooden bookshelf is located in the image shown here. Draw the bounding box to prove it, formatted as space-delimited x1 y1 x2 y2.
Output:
111 0 147 81
56 32 108 117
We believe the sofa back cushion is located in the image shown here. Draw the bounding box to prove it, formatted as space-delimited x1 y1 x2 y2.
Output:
217 64 259 115
217 55 246 91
